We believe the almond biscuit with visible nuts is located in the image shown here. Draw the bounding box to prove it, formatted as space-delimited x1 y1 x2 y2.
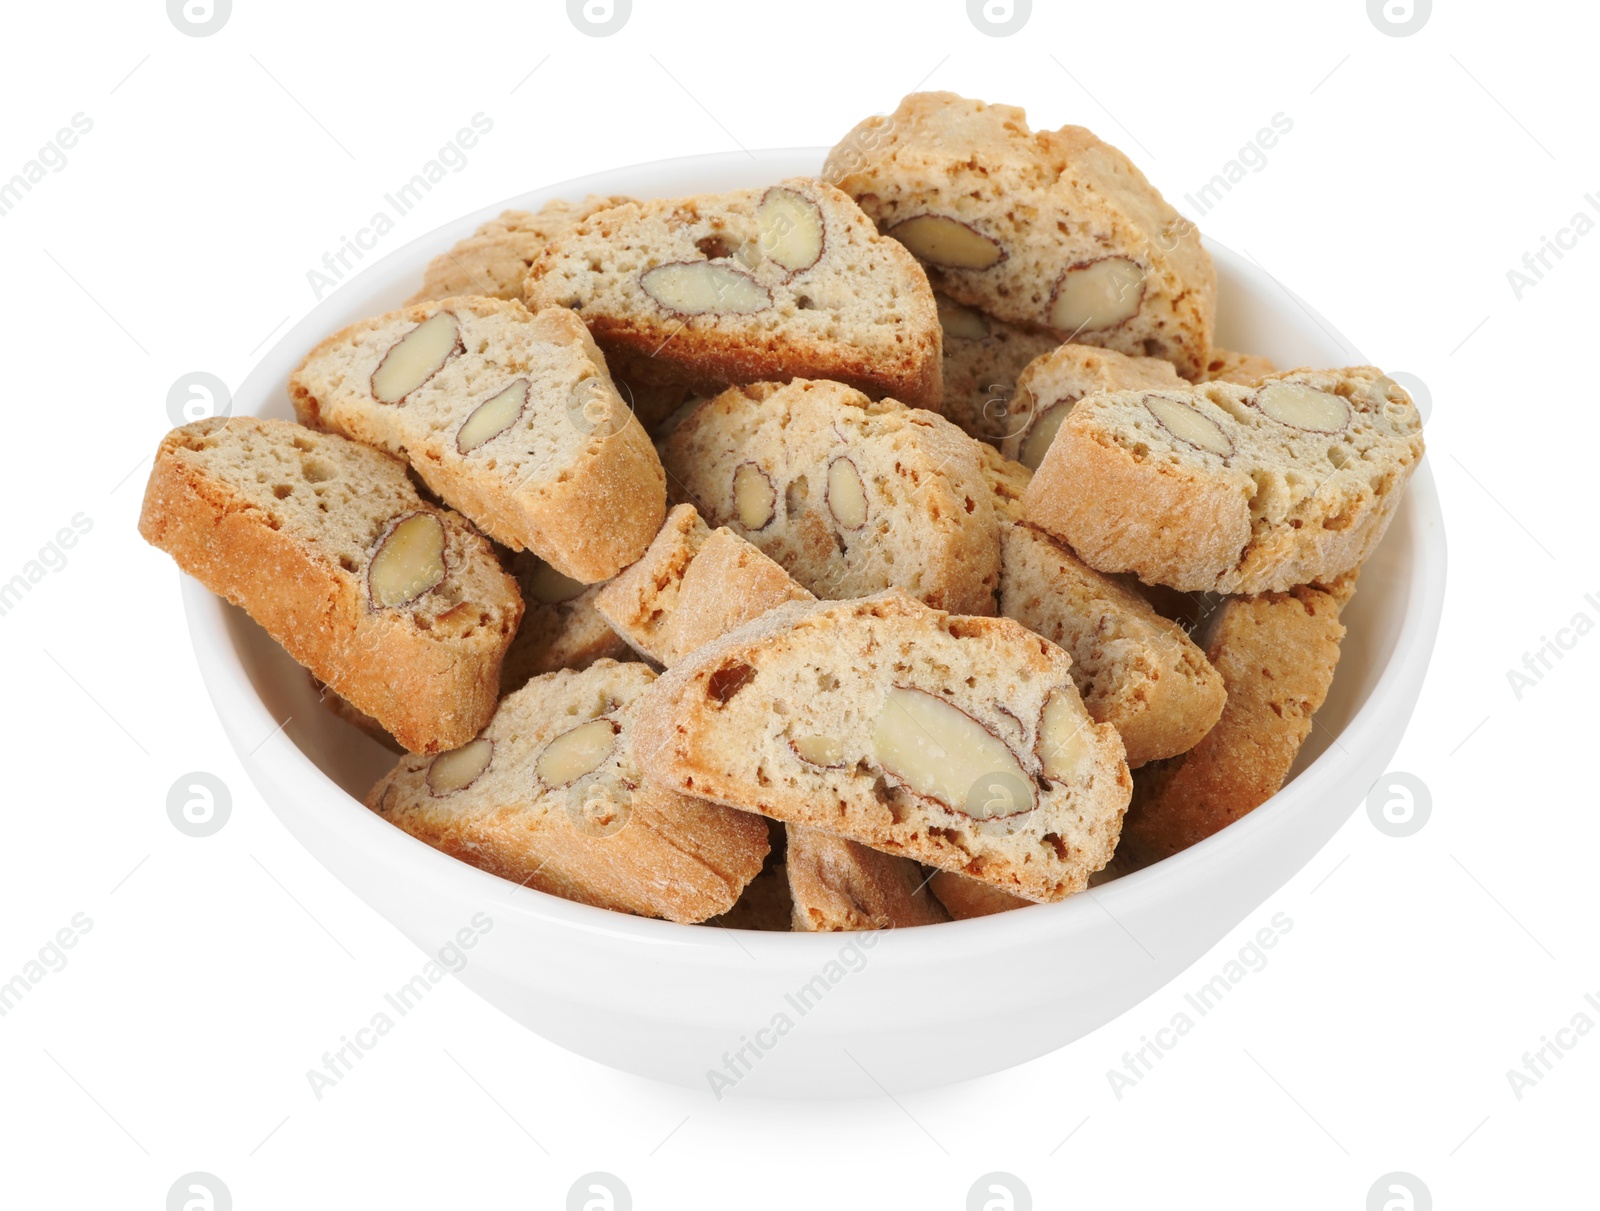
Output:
367 660 769 923
291 297 665 583
521 178 942 409
630 591 1131 903
1022 366 1425 593
139 418 521 754
825 92 1216 379
659 379 999 615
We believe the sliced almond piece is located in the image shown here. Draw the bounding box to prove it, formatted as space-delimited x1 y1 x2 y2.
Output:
936 295 991 341
887 215 1005 270
756 187 825 273
535 718 618 788
1047 258 1145 334
640 262 772 315
1252 381 1351 432
826 456 868 530
526 558 586 604
732 461 776 530
790 734 845 767
371 312 461 404
1020 399 1075 471
367 512 446 608
870 687 1036 820
426 737 493 795
1036 690 1092 783
1145 396 1233 457
456 378 528 453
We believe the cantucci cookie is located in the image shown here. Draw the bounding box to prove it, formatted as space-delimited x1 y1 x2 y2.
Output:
977 446 1225 767
1120 582 1349 864
499 550 630 694
825 92 1216 379
312 676 402 753
407 196 633 304
521 177 943 409
290 297 665 583
596 513 934 931
935 295 1059 445
659 379 1000 615
928 871 1028 919
1200 348 1277 387
1022 367 1425 593
786 825 949 931
139 418 521 753
630 591 1131 903
594 504 813 666
1002 342 1185 471
367 660 769 923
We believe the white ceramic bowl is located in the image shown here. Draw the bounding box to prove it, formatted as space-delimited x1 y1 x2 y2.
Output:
183 150 1446 1098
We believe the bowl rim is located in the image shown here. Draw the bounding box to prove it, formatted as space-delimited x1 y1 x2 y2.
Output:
181 148 1448 968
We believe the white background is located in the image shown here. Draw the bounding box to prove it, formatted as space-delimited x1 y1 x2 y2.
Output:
1 0 1594 1206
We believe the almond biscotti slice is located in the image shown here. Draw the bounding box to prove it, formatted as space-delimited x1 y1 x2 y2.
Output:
659 379 1000 615
935 295 1059 445
786 825 949 931
825 92 1216 379
498 551 630 694
290 297 665 583
1199 348 1277 387
521 177 943 409
1119 583 1349 865
1022 367 1425 593
407 196 633 304
976 446 1225 767
139 418 521 753
631 592 1131 903
1001 342 1186 471
367 660 769 923
594 504 814 666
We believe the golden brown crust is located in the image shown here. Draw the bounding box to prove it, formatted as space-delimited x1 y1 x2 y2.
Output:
1022 369 1424 593
290 297 666 583
367 662 769 923
1119 585 1346 863
138 420 519 753
1001 522 1226 766
825 92 1215 379
630 591 1131 903
786 825 949 930
522 178 943 410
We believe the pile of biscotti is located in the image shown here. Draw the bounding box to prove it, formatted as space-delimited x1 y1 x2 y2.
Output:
139 92 1424 930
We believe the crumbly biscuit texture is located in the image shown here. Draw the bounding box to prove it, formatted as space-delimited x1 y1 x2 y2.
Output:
368 660 769 922
594 504 814 667
825 92 1216 379
408 196 634 304
1022 366 1425 593
1120 583 1347 864
975 446 1226 766
521 177 943 409
630 591 1131 903
1003 342 1186 471
290 296 665 583
659 379 1000 616
138 418 521 753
